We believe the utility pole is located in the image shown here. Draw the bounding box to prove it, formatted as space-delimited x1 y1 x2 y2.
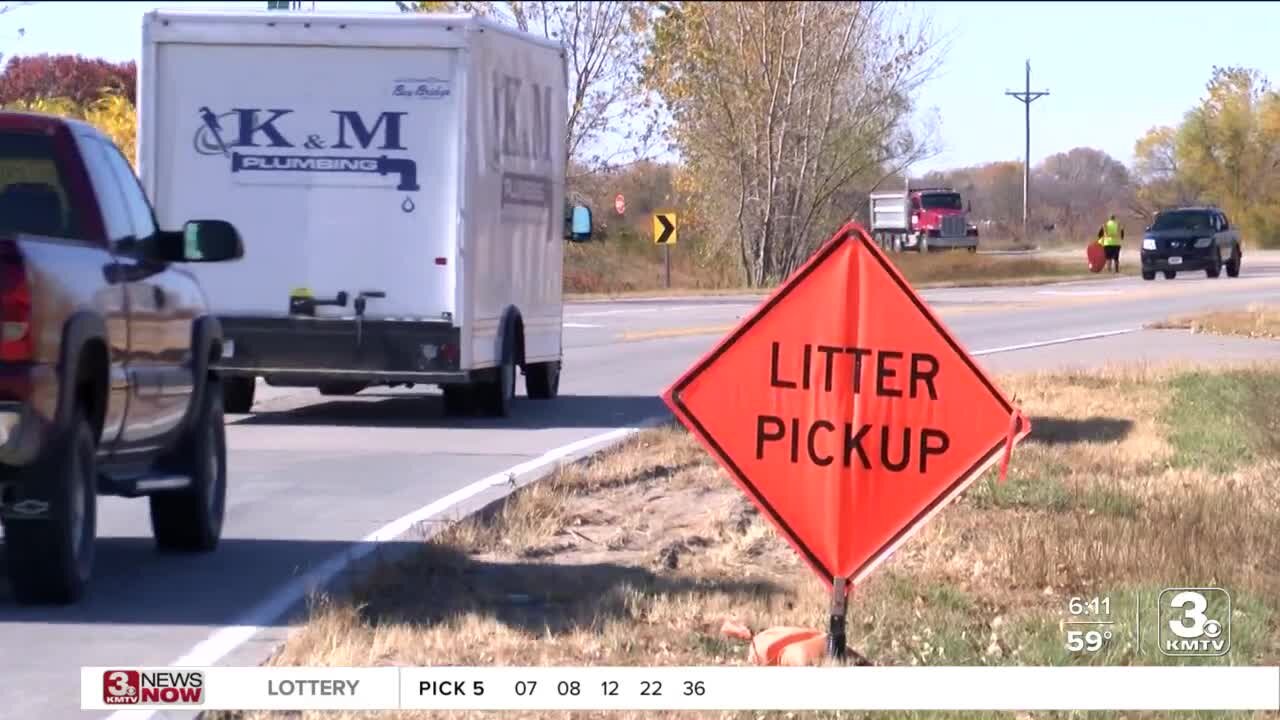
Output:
1005 59 1049 243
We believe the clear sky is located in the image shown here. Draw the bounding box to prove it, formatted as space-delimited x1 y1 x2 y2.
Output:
3 1 1278 175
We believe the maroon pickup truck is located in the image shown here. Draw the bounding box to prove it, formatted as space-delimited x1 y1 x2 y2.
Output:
0 111 244 605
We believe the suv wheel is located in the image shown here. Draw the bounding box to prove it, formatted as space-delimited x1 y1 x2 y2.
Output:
2 409 97 604
1141 269 1156 281
1225 245 1242 277
223 375 255 413
1206 247 1222 278
1163 270 1177 280
151 377 226 552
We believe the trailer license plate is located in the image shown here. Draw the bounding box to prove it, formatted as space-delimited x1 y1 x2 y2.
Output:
1168 257 1182 265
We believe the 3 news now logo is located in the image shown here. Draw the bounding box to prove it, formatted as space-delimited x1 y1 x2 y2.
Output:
102 669 205 705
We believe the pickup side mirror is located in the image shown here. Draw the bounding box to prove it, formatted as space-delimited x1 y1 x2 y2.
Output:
169 220 243 262
564 204 593 242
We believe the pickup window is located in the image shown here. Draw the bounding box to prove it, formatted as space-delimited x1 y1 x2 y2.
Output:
80 135 133 242
0 131 86 241
98 140 157 240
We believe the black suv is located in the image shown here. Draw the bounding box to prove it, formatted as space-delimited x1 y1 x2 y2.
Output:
1140 207 1242 280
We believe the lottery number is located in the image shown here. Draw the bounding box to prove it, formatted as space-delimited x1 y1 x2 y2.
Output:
641 681 663 696
557 681 581 697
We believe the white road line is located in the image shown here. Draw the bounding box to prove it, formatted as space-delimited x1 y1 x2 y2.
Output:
1036 289 1122 296
970 327 1143 356
104 419 665 720
563 322 602 328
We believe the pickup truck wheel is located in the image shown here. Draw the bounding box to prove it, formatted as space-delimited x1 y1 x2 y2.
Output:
2 409 96 605
318 381 366 396
477 359 516 417
150 377 226 552
223 376 255 413
1163 270 1177 280
1141 269 1156 281
525 360 561 399
1226 246 1242 277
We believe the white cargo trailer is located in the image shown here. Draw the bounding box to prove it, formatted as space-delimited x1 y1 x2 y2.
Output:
138 9 587 417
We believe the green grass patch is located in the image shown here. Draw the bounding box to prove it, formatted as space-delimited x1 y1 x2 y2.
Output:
970 473 1073 512
1163 369 1280 473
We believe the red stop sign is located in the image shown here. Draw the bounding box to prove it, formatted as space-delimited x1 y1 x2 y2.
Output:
615 194 626 215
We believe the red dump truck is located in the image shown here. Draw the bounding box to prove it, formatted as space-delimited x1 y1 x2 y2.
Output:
869 184 979 253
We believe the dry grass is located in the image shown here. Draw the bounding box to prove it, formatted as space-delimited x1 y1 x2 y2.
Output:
565 242 1110 300
213 365 1280 720
1151 304 1280 340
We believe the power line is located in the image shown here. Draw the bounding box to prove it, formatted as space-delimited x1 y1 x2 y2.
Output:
1004 59 1049 243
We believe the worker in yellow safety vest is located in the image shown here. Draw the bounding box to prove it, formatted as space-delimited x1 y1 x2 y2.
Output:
1096 214 1125 273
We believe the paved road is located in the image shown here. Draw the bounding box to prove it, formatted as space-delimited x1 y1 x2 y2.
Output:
7 259 1280 719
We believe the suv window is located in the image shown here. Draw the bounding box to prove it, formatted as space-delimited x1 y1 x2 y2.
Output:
80 135 133 242
0 131 87 241
1150 210 1213 232
1220 213 1231 230
95 139 156 240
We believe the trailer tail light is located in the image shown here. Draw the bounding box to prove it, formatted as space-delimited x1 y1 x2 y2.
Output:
440 342 458 365
0 239 31 363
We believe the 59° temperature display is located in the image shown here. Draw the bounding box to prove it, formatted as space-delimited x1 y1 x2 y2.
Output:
1064 595 1117 655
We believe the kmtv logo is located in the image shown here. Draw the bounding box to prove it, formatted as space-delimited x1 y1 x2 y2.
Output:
193 107 420 212
102 669 205 706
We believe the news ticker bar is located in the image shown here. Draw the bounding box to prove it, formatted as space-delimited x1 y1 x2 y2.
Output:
82 666 1280 712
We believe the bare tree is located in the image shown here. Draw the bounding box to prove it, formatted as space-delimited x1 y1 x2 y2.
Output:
650 2 941 286
1032 147 1132 239
398 1 663 180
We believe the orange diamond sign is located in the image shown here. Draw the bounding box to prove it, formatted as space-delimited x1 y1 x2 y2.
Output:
663 222 1029 587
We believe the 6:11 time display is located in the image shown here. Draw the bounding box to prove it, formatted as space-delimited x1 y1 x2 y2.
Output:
1068 596 1110 616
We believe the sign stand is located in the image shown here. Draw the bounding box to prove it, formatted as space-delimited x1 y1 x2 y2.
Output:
827 576 849 661
664 244 671 289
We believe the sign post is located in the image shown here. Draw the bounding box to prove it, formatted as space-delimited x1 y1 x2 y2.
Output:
663 221 1029 662
652 211 678 289
828 576 849 660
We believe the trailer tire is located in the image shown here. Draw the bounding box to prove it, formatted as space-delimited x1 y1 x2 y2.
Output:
892 235 902 253
442 385 473 416
2 408 97 605
223 376 255 414
318 382 367 396
526 360 561 399
477 359 515 417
